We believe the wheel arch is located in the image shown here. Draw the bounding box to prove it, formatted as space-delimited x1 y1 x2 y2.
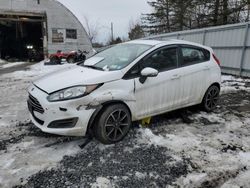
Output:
210 82 221 91
202 82 220 100
86 100 132 136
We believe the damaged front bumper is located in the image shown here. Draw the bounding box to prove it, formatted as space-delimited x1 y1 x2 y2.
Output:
27 85 96 136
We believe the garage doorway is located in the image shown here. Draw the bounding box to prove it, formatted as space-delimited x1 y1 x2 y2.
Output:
0 12 47 62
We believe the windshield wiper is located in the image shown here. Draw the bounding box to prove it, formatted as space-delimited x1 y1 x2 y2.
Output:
83 65 104 71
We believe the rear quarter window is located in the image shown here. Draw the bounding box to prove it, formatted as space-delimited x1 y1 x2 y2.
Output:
180 46 210 67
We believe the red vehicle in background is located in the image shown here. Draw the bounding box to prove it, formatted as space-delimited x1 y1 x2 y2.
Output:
49 50 88 64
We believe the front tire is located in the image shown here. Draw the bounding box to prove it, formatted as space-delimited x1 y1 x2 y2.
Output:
94 104 131 144
202 85 220 112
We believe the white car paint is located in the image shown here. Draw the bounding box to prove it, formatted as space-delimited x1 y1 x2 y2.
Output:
28 39 221 136
140 67 159 77
34 65 124 93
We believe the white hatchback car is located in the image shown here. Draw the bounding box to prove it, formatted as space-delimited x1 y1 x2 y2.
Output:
28 39 221 144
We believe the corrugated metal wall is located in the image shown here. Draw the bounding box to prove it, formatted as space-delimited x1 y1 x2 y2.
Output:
145 22 250 77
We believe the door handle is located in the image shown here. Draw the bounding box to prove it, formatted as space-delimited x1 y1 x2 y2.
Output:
171 74 181 80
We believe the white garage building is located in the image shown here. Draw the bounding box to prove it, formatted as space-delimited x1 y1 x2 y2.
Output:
0 0 92 60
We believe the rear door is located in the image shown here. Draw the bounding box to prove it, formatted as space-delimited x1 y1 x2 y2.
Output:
176 45 211 106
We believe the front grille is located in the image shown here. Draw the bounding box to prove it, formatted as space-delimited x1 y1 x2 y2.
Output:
27 94 45 125
28 94 44 114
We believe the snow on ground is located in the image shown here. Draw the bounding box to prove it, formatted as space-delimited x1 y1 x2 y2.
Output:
0 61 74 127
0 59 5 64
136 88 250 187
1 61 73 79
0 62 250 188
221 74 250 93
0 61 79 187
91 177 114 188
0 62 27 69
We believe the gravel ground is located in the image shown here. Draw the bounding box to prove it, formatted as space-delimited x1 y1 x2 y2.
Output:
13 128 190 188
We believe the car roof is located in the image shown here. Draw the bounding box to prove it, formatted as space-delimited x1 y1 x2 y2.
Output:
126 39 165 46
126 39 212 51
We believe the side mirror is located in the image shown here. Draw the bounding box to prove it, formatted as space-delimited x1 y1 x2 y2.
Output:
141 67 158 77
139 67 158 84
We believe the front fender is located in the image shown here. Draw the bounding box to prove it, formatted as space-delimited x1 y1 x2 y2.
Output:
89 90 136 106
87 79 136 119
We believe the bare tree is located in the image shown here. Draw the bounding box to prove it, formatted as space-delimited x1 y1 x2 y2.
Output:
82 16 100 43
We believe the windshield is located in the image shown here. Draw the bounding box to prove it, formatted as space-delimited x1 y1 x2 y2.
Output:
83 43 152 71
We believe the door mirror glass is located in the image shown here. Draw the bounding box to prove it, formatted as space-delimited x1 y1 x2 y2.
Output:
141 67 159 77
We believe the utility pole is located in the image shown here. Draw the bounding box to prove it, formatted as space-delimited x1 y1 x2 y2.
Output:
111 22 114 42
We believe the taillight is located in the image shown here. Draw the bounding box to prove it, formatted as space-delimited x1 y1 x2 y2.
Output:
212 54 221 66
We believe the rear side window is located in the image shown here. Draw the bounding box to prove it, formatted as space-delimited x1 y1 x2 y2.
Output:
180 47 210 67
141 47 178 72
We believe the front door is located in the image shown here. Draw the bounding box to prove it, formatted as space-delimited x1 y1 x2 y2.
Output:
133 46 181 119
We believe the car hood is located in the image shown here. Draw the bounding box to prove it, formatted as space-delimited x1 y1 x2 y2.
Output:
34 65 124 93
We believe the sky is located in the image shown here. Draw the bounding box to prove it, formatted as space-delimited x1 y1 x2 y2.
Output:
58 0 151 43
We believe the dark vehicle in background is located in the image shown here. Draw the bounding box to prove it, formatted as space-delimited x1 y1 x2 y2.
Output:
49 50 88 64
27 45 44 62
2 44 43 62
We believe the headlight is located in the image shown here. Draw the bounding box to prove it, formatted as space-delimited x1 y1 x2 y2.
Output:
47 85 101 102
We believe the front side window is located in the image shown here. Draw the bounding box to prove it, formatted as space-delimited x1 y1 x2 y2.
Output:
181 47 210 66
86 43 152 71
141 47 178 72
123 47 178 79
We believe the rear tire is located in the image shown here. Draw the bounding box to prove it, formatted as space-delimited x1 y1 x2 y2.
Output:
67 56 75 64
202 85 220 112
94 104 131 144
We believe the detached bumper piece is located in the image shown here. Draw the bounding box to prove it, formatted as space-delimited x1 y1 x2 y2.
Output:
27 94 44 125
48 118 78 129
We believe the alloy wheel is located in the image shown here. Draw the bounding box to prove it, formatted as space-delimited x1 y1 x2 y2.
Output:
205 86 219 110
104 109 129 142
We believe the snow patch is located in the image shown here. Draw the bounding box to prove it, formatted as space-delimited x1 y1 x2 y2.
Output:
175 173 207 187
91 177 113 188
0 62 27 69
2 61 74 79
137 128 200 152
0 138 81 187
239 152 250 166
135 171 147 179
221 170 250 188
221 75 250 93
0 59 6 64
0 61 80 187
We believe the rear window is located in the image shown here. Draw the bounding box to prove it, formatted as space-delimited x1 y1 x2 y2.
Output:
180 46 210 67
